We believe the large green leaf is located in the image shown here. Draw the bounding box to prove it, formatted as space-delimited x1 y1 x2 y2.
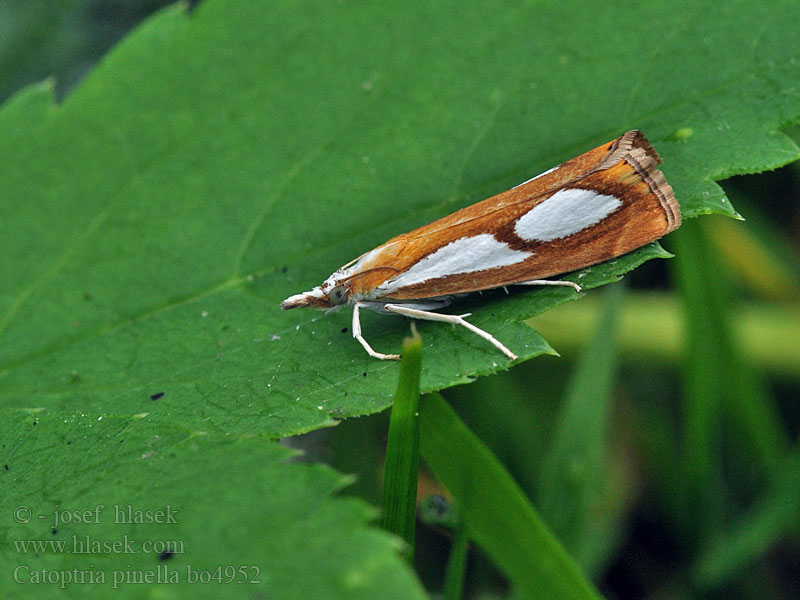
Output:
1 0 799 435
0 409 425 599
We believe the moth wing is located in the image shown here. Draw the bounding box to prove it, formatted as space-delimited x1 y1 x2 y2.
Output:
346 131 679 300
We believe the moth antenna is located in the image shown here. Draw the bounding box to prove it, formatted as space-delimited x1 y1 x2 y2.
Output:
339 265 401 283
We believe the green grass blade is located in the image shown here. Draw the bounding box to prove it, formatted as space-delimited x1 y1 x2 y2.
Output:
420 393 603 600
693 449 800 589
536 283 622 573
672 220 785 543
381 327 423 555
418 495 467 598
672 220 730 539
443 521 469 600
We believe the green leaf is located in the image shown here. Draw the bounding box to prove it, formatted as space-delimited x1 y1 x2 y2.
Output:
419 393 603 600
0 409 425 599
2 1 800 434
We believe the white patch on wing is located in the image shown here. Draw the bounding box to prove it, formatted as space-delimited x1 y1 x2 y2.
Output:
512 165 559 189
377 233 529 293
514 188 622 242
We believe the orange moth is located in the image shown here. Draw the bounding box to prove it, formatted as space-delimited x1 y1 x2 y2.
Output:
281 130 681 361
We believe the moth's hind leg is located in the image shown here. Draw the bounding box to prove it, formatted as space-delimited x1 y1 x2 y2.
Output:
515 279 582 293
383 303 518 361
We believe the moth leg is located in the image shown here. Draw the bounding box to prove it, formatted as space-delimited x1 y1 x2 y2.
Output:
515 279 582 293
383 303 518 361
352 303 400 360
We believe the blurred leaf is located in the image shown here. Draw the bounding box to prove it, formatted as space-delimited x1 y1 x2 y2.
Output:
0 0 86 100
706 197 800 301
537 283 623 575
0 0 182 102
529 293 800 377
1 1 800 438
672 220 786 544
419 393 603 600
672 221 737 539
0 409 425 599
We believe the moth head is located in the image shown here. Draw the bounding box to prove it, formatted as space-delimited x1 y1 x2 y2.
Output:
280 278 351 310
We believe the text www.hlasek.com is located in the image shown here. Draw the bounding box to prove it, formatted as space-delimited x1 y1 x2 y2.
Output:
14 534 183 556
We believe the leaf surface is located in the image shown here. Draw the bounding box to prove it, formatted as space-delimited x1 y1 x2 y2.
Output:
1 0 799 437
0 409 425 598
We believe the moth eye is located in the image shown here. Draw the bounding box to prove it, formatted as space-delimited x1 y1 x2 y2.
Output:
328 286 348 305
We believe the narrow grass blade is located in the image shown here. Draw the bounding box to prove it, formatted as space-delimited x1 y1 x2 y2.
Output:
536 283 622 574
693 450 800 589
381 326 423 555
443 521 468 600
420 393 603 600
672 220 784 542
672 220 729 538
418 495 467 599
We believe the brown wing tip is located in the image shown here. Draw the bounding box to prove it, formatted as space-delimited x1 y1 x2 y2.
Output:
608 130 662 165
607 130 681 233
638 155 681 233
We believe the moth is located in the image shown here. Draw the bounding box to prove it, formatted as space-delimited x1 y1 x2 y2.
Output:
281 130 681 361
